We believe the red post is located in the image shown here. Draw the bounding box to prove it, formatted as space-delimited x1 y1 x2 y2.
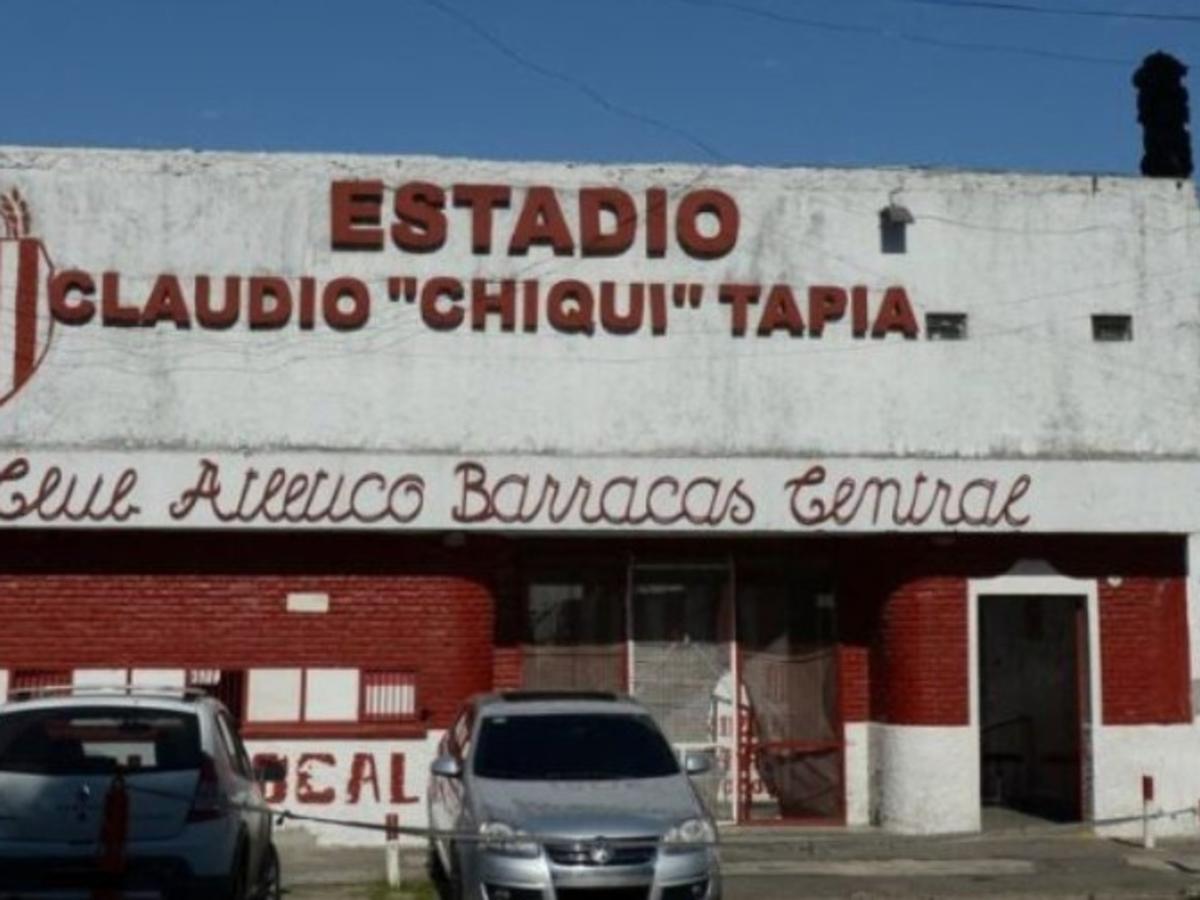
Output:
93 770 128 900
1142 774 1156 849
384 812 402 888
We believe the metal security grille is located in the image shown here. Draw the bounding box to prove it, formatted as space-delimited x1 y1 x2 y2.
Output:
630 566 733 822
737 572 842 822
9 668 72 698
186 669 247 725
523 576 625 693
361 670 417 721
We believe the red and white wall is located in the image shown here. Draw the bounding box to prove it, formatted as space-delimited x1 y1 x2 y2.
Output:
1 531 1195 841
0 147 1197 841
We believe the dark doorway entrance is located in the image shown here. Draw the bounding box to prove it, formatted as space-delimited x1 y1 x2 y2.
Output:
979 595 1086 822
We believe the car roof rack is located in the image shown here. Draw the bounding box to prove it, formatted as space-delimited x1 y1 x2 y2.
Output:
4 684 212 703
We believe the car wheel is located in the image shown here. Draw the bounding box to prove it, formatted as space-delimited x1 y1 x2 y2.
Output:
220 841 250 900
446 841 465 900
427 838 448 884
253 843 282 900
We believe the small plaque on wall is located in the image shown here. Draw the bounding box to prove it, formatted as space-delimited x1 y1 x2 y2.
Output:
286 592 330 614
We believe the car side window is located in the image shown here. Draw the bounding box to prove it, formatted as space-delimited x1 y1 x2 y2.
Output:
215 711 252 779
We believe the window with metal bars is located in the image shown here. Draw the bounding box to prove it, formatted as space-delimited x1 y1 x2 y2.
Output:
9 669 73 699
187 669 247 725
360 671 417 722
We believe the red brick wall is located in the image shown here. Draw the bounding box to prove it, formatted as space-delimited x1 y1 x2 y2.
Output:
870 575 970 726
1099 575 1190 725
836 562 875 724
0 574 493 729
0 531 1189 733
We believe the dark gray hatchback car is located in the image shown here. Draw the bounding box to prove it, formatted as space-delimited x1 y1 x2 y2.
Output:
427 691 720 900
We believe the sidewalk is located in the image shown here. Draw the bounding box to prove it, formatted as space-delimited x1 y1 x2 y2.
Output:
277 822 1200 899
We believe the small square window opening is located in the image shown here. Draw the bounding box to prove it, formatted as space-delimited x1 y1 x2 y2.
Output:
1092 314 1133 342
926 313 968 340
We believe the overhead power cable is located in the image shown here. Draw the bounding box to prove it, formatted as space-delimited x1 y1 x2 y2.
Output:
883 0 1200 25
674 0 1134 66
418 0 730 163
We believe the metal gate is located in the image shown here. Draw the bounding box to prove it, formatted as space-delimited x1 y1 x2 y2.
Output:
628 564 734 822
521 557 843 824
737 573 843 823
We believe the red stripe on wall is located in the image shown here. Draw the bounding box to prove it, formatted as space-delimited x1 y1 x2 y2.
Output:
13 239 39 388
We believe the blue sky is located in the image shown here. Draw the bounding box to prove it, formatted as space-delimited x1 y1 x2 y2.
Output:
3 0 1198 174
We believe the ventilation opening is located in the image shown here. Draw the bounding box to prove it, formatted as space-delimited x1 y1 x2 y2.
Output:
1091 315 1133 342
926 313 968 340
360 670 418 722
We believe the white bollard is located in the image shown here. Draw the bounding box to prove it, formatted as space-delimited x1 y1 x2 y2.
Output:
385 813 402 888
1142 775 1156 850
386 843 402 888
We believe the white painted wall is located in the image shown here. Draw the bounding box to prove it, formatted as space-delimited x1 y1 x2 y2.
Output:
1089 532 1200 839
844 721 870 826
0 147 1196 465
870 724 980 834
303 669 359 721
0 450 1198 534
73 669 128 687
0 669 8 700
1093 724 1200 839
247 669 302 722
246 734 443 847
130 668 185 688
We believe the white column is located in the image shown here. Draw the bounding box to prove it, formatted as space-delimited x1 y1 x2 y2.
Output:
1187 534 1200 698
873 723 980 833
844 722 871 825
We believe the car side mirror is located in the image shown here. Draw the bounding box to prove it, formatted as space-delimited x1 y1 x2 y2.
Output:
431 754 463 779
256 759 287 784
684 751 713 776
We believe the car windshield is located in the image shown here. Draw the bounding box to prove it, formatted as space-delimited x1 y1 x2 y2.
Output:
0 706 202 775
472 712 680 780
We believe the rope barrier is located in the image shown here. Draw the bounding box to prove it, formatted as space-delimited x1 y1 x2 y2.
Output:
113 780 1200 851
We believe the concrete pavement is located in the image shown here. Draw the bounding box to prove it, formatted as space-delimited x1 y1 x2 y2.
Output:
276 823 1200 899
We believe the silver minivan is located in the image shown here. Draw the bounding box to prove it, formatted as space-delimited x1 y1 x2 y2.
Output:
427 691 720 900
0 685 282 899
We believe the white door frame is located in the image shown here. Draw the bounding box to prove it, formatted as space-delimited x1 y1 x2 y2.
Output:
968 568 1101 821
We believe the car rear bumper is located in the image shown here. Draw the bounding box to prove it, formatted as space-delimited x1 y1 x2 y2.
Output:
0 855 225 898
0 820 241 896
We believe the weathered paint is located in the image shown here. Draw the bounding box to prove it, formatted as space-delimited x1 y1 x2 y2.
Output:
248 736 441 847
0 148 1195 471
0 450 1196 533
869 724 980 834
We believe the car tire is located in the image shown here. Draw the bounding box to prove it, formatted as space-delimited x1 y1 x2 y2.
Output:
253 843 282 900
427 838 447 884
219 841 250 900
446 841 465 900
